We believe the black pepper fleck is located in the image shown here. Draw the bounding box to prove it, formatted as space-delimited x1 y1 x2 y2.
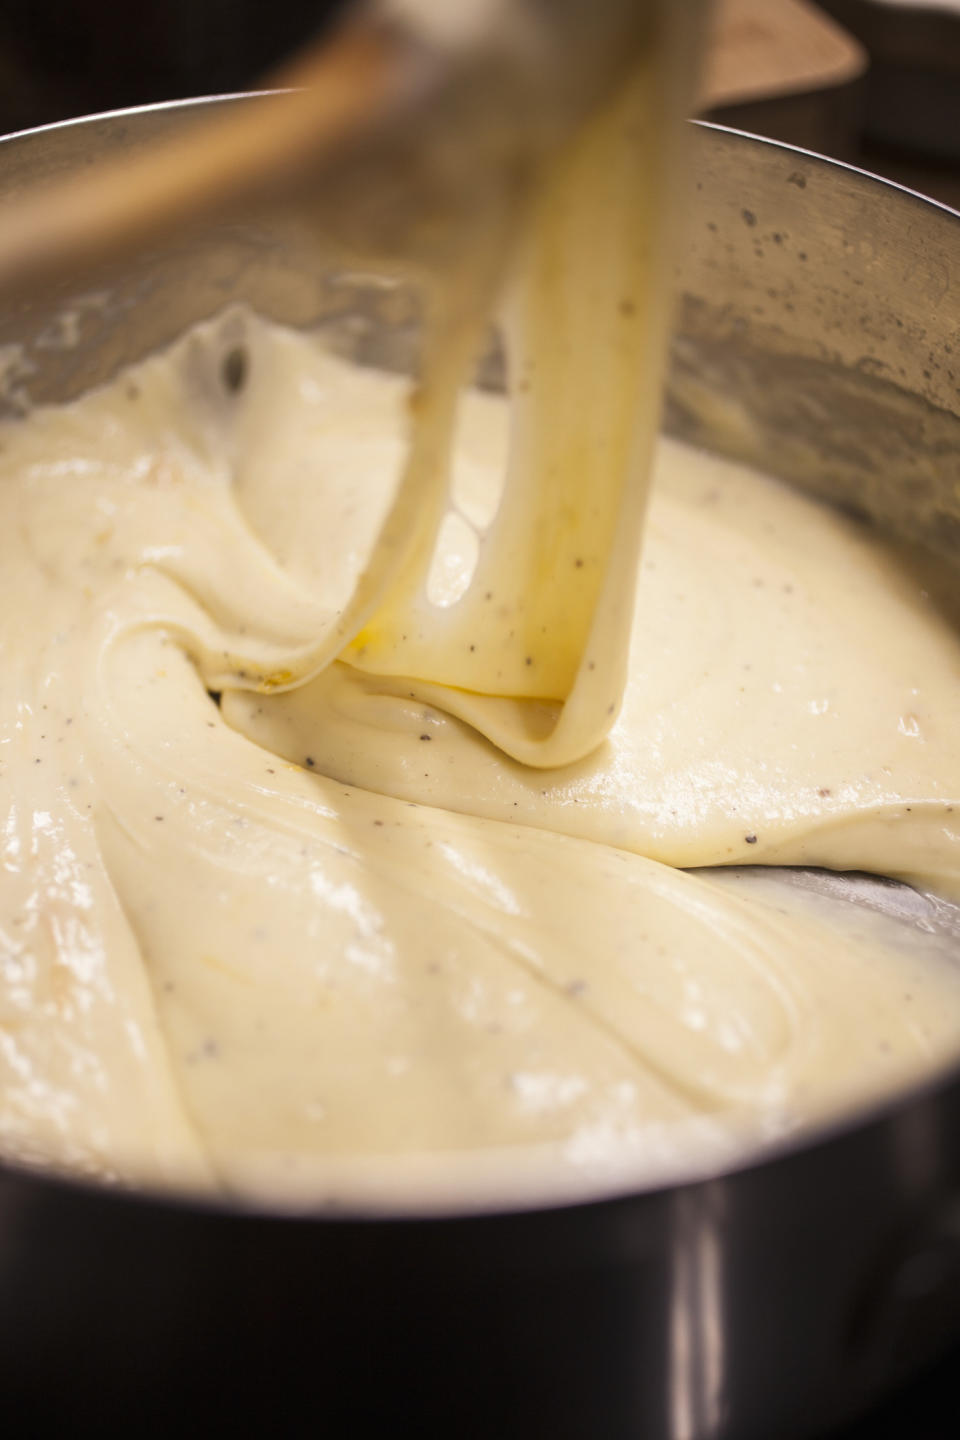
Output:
221 345 249 394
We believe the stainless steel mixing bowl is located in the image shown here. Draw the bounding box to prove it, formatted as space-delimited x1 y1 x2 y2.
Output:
1 99 959 1440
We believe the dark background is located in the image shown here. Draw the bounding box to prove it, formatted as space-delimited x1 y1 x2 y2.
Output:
0 0 957 209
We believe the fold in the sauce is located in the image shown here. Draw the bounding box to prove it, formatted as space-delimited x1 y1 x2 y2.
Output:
2 309 960 1208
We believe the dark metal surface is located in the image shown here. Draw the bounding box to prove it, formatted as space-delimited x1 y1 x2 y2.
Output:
1 104 960 1438
4 1057 960 1438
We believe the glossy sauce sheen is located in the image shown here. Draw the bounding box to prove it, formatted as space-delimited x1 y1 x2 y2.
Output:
2 309 960 1209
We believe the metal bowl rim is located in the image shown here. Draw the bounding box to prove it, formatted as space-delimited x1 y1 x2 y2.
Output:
0 93 958 1225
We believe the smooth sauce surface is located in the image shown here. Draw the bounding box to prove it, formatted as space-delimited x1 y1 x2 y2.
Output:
3 308 960 1208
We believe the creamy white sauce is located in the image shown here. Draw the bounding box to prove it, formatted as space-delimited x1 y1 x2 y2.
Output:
2 308 960 1210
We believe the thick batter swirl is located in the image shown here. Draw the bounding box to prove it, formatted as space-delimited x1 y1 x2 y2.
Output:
2 308 960 1209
